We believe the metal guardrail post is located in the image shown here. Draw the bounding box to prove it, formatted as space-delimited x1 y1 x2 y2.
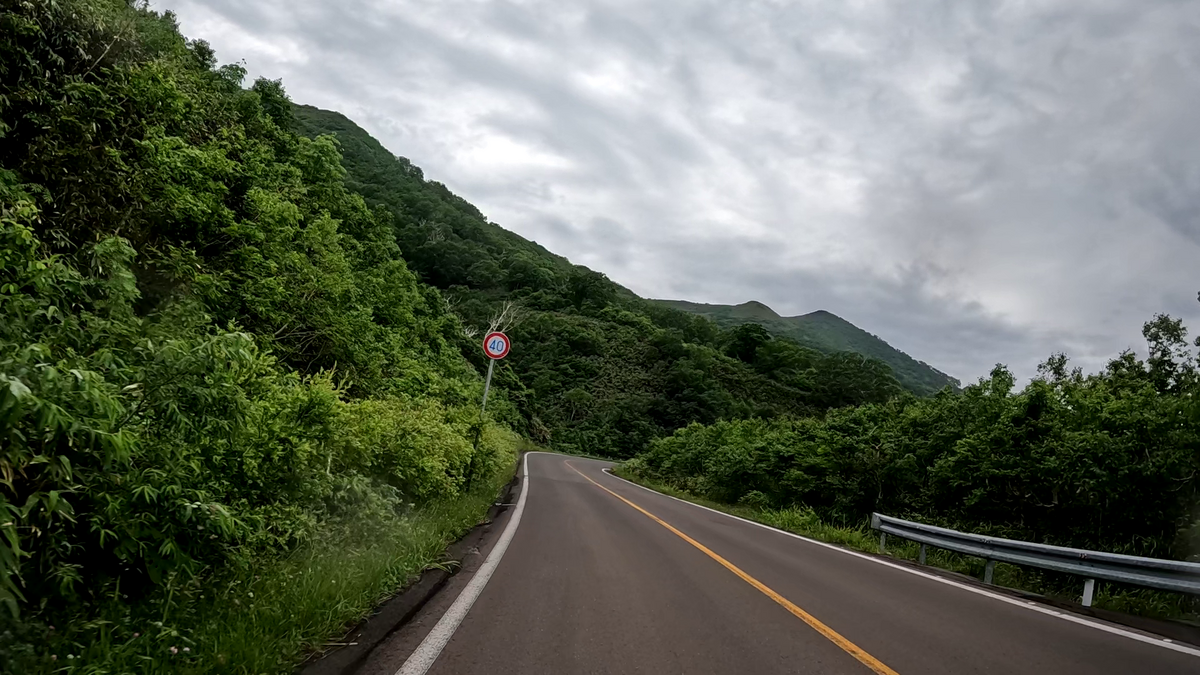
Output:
879 532 887 554
1082 578 1096 607
919 544 927 565
983 560 996 585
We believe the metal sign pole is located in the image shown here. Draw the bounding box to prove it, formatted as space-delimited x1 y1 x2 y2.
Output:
468 359 495 492
480 358 496 417
468 331 508 492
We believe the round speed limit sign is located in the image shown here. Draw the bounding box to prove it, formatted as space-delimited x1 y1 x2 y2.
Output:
483 331 511 360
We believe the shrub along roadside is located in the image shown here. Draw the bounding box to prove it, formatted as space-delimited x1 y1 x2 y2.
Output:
611 465 1200 624
5 453 516 675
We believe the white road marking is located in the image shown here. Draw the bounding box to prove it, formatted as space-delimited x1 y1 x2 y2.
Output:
598 466 1200 659
394 452 534 675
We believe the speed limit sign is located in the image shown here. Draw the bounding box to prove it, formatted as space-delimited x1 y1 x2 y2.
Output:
479 332 509 419
483 331 510 360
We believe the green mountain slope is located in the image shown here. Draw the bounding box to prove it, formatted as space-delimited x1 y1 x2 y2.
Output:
292 105 580 291
660 300 959 395
292 105 909 454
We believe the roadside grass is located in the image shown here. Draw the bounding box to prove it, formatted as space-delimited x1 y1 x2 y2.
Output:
40 461 517 675
610 466 1200 625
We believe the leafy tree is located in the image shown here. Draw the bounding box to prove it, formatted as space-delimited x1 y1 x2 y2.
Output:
1143 314 1196 394
726 323 773 363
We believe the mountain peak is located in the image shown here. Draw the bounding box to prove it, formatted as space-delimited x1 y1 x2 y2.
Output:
659 300 960 395
733 300 781 319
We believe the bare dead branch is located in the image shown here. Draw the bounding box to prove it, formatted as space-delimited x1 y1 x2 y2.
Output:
487 301 524 333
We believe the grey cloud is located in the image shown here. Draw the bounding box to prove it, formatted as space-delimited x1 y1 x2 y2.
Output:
161 0 1200 383
521 214 636 274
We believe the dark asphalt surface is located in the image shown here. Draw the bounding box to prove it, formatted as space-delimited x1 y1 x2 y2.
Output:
378 453 1200 674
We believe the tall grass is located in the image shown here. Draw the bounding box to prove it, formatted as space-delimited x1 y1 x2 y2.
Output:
32 461 516 675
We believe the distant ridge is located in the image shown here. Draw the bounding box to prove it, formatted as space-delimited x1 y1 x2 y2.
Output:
658 300 959 396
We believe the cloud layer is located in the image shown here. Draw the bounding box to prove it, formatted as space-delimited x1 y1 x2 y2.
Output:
160 0 1200 382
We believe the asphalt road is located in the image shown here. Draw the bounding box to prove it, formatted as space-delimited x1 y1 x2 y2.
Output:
373 453 1200 675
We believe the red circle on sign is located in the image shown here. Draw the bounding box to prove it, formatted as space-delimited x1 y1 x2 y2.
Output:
483 331 510 359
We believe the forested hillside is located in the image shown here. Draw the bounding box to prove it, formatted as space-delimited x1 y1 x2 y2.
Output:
293 105 909 457
1 2 519 671
661 300 959 395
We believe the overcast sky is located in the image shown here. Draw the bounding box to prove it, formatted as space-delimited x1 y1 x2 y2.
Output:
159 0 1200 384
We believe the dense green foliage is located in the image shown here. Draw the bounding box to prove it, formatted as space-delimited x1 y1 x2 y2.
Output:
626 315 1200 561
0 1 516 670
292 106 910 458
662 300 960 395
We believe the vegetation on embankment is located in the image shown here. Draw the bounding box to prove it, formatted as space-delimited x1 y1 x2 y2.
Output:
1 2 517 672
25 464 514 675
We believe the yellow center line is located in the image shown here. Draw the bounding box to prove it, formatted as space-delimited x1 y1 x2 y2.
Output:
564 461 900 675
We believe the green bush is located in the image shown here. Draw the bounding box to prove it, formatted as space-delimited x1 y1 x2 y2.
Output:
0 208 515 608
737 491 772 510
631 345 1200 561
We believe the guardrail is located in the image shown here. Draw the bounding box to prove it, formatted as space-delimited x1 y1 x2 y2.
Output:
870 513 1200 607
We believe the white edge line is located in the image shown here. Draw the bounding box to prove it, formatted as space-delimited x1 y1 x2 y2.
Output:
597 466 1200 659
394 452 535 675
